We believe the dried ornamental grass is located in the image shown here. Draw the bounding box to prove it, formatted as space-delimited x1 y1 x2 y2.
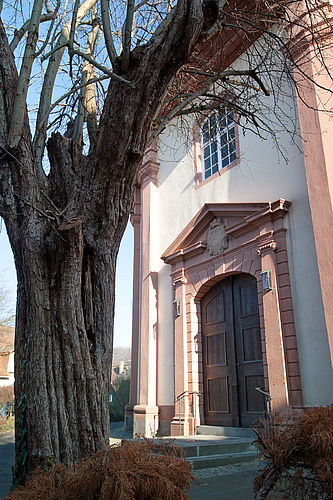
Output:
0 385 14 407
5 439 195 499
253 404 333 499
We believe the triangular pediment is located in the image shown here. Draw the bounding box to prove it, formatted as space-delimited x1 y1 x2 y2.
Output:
161 200 290 264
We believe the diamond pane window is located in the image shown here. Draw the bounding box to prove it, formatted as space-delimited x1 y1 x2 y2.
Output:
201 109 237 180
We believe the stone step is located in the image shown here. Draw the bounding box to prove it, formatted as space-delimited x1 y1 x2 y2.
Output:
174 438 255 458
189 450 259 470
196 425 256 439
159 428 260 469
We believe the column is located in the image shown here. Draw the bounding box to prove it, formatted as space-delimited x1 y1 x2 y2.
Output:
133 143 160 437
125 188 141 431
170 270 190 436
258 242 289 409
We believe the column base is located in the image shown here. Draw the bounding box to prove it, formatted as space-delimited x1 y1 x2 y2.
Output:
170 416 191 436
133 405 159 438
157 405 175 436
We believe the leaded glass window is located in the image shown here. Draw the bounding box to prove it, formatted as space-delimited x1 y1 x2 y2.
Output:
201 109 237 179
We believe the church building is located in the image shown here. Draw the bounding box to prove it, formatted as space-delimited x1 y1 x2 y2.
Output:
125 4 333 437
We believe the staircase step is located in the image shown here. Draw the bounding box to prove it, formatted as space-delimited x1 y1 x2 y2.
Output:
189 450 259 470
196 425 255 439
175 438 254 458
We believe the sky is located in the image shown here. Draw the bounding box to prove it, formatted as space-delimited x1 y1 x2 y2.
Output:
0 220 134 348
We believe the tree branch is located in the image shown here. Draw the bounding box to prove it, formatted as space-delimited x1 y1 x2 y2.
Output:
69 49 134 85
69 0 81 78
7 0 44 149
0 20 44 229
34 75 109 147
32 0 98 169
10 13 55 53
34 1 61 58
72 20 100 145
149 68 268 144
100 0 118 67
121 0 135 70
95 0 220 169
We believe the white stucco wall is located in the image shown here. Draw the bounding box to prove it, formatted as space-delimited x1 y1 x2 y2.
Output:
0 352 14 387
148 182 159 406
154 85 333 407
157 264 174 405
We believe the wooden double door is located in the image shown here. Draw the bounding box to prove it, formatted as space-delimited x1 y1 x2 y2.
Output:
202 274 265 428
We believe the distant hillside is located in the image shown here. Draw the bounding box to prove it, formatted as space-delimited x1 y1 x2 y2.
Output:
112 346 131 367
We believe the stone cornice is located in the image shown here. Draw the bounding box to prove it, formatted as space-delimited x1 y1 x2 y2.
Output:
162 200 291 265
163 241 207 265
226 199 291 236
161 202 268 261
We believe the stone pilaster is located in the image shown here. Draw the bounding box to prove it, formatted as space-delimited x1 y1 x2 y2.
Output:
133 141 160 437
125 188 141 431
258 241 289 409
170 269 191 436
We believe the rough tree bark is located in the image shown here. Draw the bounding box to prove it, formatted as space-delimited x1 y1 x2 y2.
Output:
0 0 218 481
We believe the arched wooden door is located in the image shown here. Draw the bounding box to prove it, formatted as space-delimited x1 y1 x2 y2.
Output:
201 274 265 427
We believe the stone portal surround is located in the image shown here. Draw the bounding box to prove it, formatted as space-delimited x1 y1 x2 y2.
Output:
164 200 303 436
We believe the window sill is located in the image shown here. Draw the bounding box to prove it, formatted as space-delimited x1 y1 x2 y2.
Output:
194 156 240 190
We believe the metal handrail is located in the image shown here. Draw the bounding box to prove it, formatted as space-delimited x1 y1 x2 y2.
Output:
175 388 270 436
175 391 202 435
175 390 189 402
255 387 272 418
175 390 202 402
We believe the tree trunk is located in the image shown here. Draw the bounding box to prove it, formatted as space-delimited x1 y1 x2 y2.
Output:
12 210 118 477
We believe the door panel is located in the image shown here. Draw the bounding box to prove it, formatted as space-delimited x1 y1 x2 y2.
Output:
205 292 225 324
233 274 265 427
245 375 265 412
202 274 265 428
206 332 226 366
242 327 262 363
202 279 235 426
239 284 259 317
208 378 229 412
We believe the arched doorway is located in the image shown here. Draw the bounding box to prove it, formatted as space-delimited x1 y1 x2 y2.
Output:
201 274 265 428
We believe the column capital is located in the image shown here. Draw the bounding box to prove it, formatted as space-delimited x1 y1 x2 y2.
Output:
257 240 278 255
171 268 187 287
137 139 160 186
173 276 187 286
130 213 141 226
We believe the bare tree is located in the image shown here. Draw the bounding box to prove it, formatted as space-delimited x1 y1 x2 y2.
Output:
0 282 15 326
0 0 331 484
0 260 15 326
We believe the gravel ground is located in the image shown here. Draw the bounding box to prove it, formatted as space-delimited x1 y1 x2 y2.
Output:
193 458 266 480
